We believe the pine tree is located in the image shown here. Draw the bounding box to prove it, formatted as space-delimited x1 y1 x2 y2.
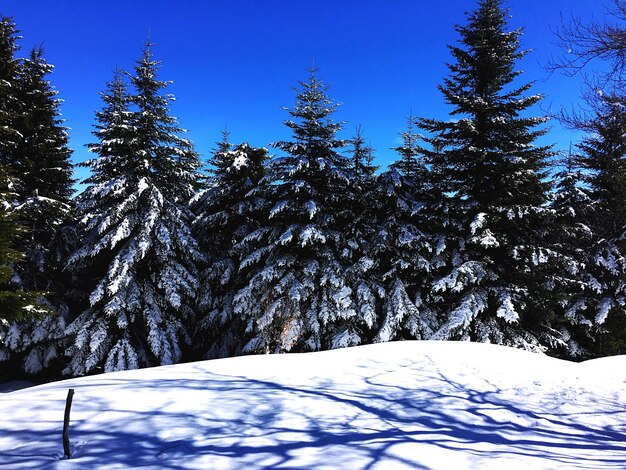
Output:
350 125 378 179
0 26 73 374
0 18 25 325
0 17 21 164
0 166 46 323
417 0 556 350
8 46 73 292
233 69 363 353
192 138 269 358
372 116 438 342
207 129 233 175
341 125 381 342
547 149 594 357
65 46 202 375
565 93 626 356
0 165 51 369
0 29 74 297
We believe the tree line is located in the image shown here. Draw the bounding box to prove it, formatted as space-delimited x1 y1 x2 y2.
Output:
1 0 625 379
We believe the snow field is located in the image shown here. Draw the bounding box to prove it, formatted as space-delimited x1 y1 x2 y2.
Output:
1 341 625 469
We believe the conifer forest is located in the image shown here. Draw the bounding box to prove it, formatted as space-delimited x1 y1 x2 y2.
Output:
2 0 626 379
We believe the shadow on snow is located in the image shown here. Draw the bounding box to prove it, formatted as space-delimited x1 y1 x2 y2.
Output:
1 356 625 469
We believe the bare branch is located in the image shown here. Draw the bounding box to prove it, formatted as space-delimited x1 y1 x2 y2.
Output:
548 1 626 89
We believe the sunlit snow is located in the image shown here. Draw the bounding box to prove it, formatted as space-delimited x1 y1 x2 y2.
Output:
1 341 625 469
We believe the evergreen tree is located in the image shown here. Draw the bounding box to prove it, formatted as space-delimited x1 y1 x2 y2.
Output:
391 114 423 178
565 93 626 356
372 117 439 343
0 166 46 324
9 46 74 292
350 125 378 179
207 129 233 175
65 46 202 375
0 165 50 368
192 138 269 358
233 69 363 353
342 125 381 342
0 29 73 374
418 0 556 350
548 152 594 359
0 17 21 164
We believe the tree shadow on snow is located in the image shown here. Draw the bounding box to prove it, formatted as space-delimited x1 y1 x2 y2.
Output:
1 357 626 469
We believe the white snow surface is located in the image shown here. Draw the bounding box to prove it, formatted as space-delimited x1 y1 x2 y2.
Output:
1 341 625 469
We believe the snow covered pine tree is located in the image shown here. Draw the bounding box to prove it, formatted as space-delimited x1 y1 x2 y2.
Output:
372 116 439 343
418 0 559 350
563 93 626 356
0 166 47 324
192 131 269 359
549 148 594 357
0 17 21 166
65 44 202 375
233 69 365 353
342 125 381 344
0 20 73 374
10 47 74 295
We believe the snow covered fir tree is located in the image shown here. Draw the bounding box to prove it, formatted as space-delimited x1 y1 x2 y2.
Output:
371 116 439 343
0 18 73 375
417 0 559 351
64 45 202 375
232 69 369 353
2 0 626 380
548 149 594 357
558 92 626 357
191 132 270 358
9 46 74 294
0 165 47 325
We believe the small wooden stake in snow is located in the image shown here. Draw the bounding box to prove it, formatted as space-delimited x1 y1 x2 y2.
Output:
63 388 74 459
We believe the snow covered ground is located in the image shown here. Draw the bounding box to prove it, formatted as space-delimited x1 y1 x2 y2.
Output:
1 341 625 469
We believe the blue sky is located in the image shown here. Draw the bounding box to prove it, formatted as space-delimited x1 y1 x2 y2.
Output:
4 0 602 188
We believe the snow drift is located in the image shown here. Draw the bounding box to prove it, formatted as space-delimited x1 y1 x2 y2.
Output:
1 341 625 469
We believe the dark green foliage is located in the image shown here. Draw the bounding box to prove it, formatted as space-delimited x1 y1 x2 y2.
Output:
130 44 200 200
350 125 378 179
12 47 74 202
391 115 424 179
0 20 70 375
6 46 74 297
417 0 556 348
0 165 46 323
0 17 21 161
560 93 626 356
233 69 365 353
192 140 270 358
372 117 439 342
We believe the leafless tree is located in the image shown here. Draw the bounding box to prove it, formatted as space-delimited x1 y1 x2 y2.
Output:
550 0 626 89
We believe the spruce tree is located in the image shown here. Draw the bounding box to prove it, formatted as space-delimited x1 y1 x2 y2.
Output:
372 117 438 342
0 165 52 370
65 46 202 375
549 149 594 357
418 0 556 349
350 125 378 180
0 17 21 164
342 125 381 342
8 46 73 295
566 93 626 356
192 138 269 358
0 166 46 323
0 27 73 374
233 69 363 353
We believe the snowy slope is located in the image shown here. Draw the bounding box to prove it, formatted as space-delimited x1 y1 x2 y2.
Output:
1 341 625 469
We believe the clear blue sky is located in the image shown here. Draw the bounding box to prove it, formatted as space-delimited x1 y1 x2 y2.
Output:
4 0 602 188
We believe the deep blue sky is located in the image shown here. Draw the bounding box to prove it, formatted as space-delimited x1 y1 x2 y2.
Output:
4 0 602 188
